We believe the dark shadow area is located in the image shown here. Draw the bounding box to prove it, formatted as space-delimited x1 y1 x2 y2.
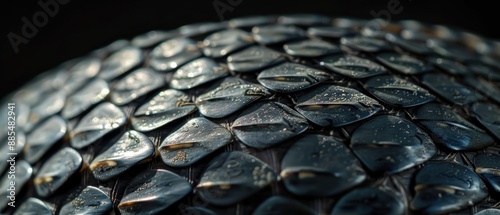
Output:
1 0 498 97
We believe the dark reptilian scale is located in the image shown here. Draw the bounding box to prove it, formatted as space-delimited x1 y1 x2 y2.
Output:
24 115 67 164
470 102 500 139
427 39 478 62
131 89 197 132
474 153 500 193
196 151 278 206
71 102 127 149
295 84 381 127
131 30 175 48
414 103 494 150
363 75 435 107
257 62 332 93
0 161 32 212
306 26 357 39
464 76 500 104
426 56 469 76
350 115 436 173
14 198 53 215
283 39 341 57
110 68 164 105
61 78 110 119
468 62 500 81
170 58 228 90
179 22 226 37
228 16 275 28
34 147 83 197
422 73 483 105
59 186 112 215
118 169 192 215
24 90 66 131
411 162 488 214
476 209 500 215
53 57 101 95
232 102 309 149
376 52 433 75
281 134 366 196
340 36 392 52
359 22 398 39
202 29 254 58
149 37 202 72
333 17 367 29
331 187 404 215
159 117 232 167
252 25 307 45
278 14 331 26
320 54 387 79
90 130 155 181
92 39 129 58
12 69 57 107
8 14 500 215
385 33 432 55
196 77 270 118
98 46 143 81
252 196 315 215
227 45 286 72
481 56 500 71
182 207 219 215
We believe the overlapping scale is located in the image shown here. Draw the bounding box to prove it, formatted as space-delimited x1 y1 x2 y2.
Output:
159 117 232 167
350 115 436 173
411 162 488 214
363 75 435 107
14 198 53 215
227 46 286 72
61 79 110 119
118 169 192 215
376 52 433 75
149 38 202 72
71 102 127 149
331 187 404 215
414 103 494 150
283 39 341 57
170 58 228 90
110 68 164 105
98 46 143 80
34 147 82 197
320 54 387 79
232 102 309 149
24 115 67 164
131 89 197 132
257 62 331 93
203 29 254 58
59 186 112 215
252 25 307 44
196 78 269 118
295 84 381 127
281 134 366 196
197 151 278 206
90 130 155 181
422 73 483 105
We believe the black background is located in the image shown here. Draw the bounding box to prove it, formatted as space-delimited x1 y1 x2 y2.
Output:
1 0 499 98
